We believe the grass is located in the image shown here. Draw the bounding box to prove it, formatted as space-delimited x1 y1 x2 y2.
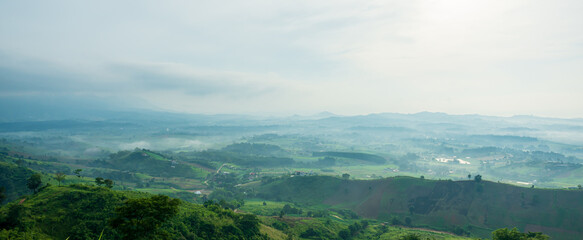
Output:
259 224 287 240
375 226 471 240
239 199 291 216
136 187 183 194
145 151 166 161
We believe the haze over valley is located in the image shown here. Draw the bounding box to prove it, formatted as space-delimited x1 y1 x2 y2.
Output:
1 1 583 239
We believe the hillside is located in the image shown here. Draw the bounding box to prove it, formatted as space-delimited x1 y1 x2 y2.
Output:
0 184 270 239
256 176 583 239
0 157 36 204
0 184 483 240
97 149 208 178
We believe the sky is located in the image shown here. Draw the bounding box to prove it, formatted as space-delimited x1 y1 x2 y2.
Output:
1 0 582 118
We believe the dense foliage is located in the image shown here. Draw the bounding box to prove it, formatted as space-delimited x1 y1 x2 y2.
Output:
312 152 386 164
0 161 35 203
492 228 549 240
0 185 268 240
110 195 180 239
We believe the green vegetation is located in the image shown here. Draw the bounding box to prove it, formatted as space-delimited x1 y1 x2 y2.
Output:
254 175 583 239
313 152 386 164
26 173 42 194
97 149 204 178
0 184 269 239
110 195 180 239
55 172 66 186
222 143 286 156
0 160 36 203
2 113 583 239
190 149 294 168
491 228 549 240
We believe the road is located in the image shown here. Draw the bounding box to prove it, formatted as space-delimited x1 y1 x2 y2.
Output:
217 163 227 173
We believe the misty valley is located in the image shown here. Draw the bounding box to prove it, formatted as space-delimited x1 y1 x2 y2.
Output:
1 112 583 239
4 0 583 238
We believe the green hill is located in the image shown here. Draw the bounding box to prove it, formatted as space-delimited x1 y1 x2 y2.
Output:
0 183 479 240
190 150 295 168
256 176 583 239
102 149 207 178
312 152 386 164
0 158 36 204
0 184 269 239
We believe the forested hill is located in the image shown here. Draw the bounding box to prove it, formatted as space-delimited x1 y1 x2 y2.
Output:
0 159 36 203
257 176 583 239
0 184 269 239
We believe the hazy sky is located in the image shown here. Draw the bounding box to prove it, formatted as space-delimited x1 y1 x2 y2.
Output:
1 1 582 117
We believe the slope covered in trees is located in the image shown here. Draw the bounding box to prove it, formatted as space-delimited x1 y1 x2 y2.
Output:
0 184 268 239
0 159 36 203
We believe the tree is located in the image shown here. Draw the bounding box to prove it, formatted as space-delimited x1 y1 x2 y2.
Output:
390 216 402 226
74 169 82 178
300 228 321 239
474 174 482 183
95 177 104 186
342 173 350 179
27 173 42 193
405 217 412 226
494 228 521 239
110 195 180 240
525 232 550 240
55 172 66 186
348 222 362 235
235 214 260 239
360 220 369 229
400 233 421 240
492 228 549 240
4 204 25 229
468 174 472 180
0 187 5 204
104 179 114 188
338 229 351 240
282 204 293 214
378 224 388 234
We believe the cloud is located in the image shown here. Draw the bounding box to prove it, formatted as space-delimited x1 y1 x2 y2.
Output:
108 61 294 98
119 141 151 150
0 52 131 96
0 51 299 98
105 60 326 114
1 1 582 117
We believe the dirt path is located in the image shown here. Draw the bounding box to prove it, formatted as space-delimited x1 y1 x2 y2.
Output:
330 214 343 220
217 163 227 173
